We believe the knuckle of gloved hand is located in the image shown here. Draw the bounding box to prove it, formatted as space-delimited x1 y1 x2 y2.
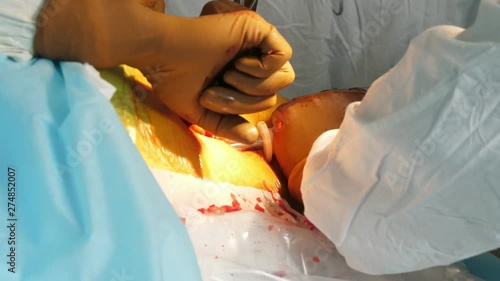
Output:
286 64 296 85
223 70 254 93
267 26 293 60
237 13 269 45
281 36 293 59
249 83 274 96
265 73 293 93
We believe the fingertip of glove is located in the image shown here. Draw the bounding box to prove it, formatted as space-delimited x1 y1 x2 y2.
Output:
232 123 260 144
218 117 259 144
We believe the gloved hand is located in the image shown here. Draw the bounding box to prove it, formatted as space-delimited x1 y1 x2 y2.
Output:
34 0 294 143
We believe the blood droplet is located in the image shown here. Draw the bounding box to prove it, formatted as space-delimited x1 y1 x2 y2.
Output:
312 256 320 263
254 204 265 213
197 193 242 215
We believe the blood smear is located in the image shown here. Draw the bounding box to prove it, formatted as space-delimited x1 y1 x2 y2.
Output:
264 183 319 230
254 204 265 213
303 218 317 231
312 256 320 263
197 193 242 215
190 125 216 138
272 271 286 277
268 225 274 231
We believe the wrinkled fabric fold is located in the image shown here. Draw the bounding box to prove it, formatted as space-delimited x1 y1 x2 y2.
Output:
0 0 44 61
302 0 500 275
0 56 201 281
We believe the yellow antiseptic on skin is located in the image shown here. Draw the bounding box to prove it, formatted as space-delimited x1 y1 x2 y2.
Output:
100 65 283 191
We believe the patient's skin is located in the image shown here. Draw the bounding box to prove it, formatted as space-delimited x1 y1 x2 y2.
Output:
271 89 366 203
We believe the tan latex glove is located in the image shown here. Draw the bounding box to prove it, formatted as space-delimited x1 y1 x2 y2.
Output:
34 0 294 144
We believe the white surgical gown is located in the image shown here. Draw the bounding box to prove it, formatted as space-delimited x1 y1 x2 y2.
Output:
302 0 500 275
0 0 43 61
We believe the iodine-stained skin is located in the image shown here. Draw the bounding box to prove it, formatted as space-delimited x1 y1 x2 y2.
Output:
102 65 283 191
34 0 295 144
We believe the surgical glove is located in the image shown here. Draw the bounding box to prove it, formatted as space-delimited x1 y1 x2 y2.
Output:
34 0 294 143
146 1 294 144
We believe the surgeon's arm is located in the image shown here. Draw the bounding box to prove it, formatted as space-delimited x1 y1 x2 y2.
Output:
34 0 295 143
34 0 164 68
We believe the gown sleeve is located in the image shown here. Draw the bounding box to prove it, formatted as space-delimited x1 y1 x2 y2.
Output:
0 0 45 61
301 0 500 275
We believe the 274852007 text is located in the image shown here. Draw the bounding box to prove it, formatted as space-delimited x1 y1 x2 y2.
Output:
6 167 17 274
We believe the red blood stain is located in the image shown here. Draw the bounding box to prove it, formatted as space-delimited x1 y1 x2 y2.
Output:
262 182 318 230
263 182 279 198
272 271 286 277
303 218 317 231
190 125 217 139
268 225 274 231
226 46 237 56
278 199 299 221
197 194 242 215
180 217 186 224
312 256 320 263
256 197 262 203
254 204 265 213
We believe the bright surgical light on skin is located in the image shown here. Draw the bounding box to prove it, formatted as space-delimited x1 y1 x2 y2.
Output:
127 127 137 142
242 231 249 239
